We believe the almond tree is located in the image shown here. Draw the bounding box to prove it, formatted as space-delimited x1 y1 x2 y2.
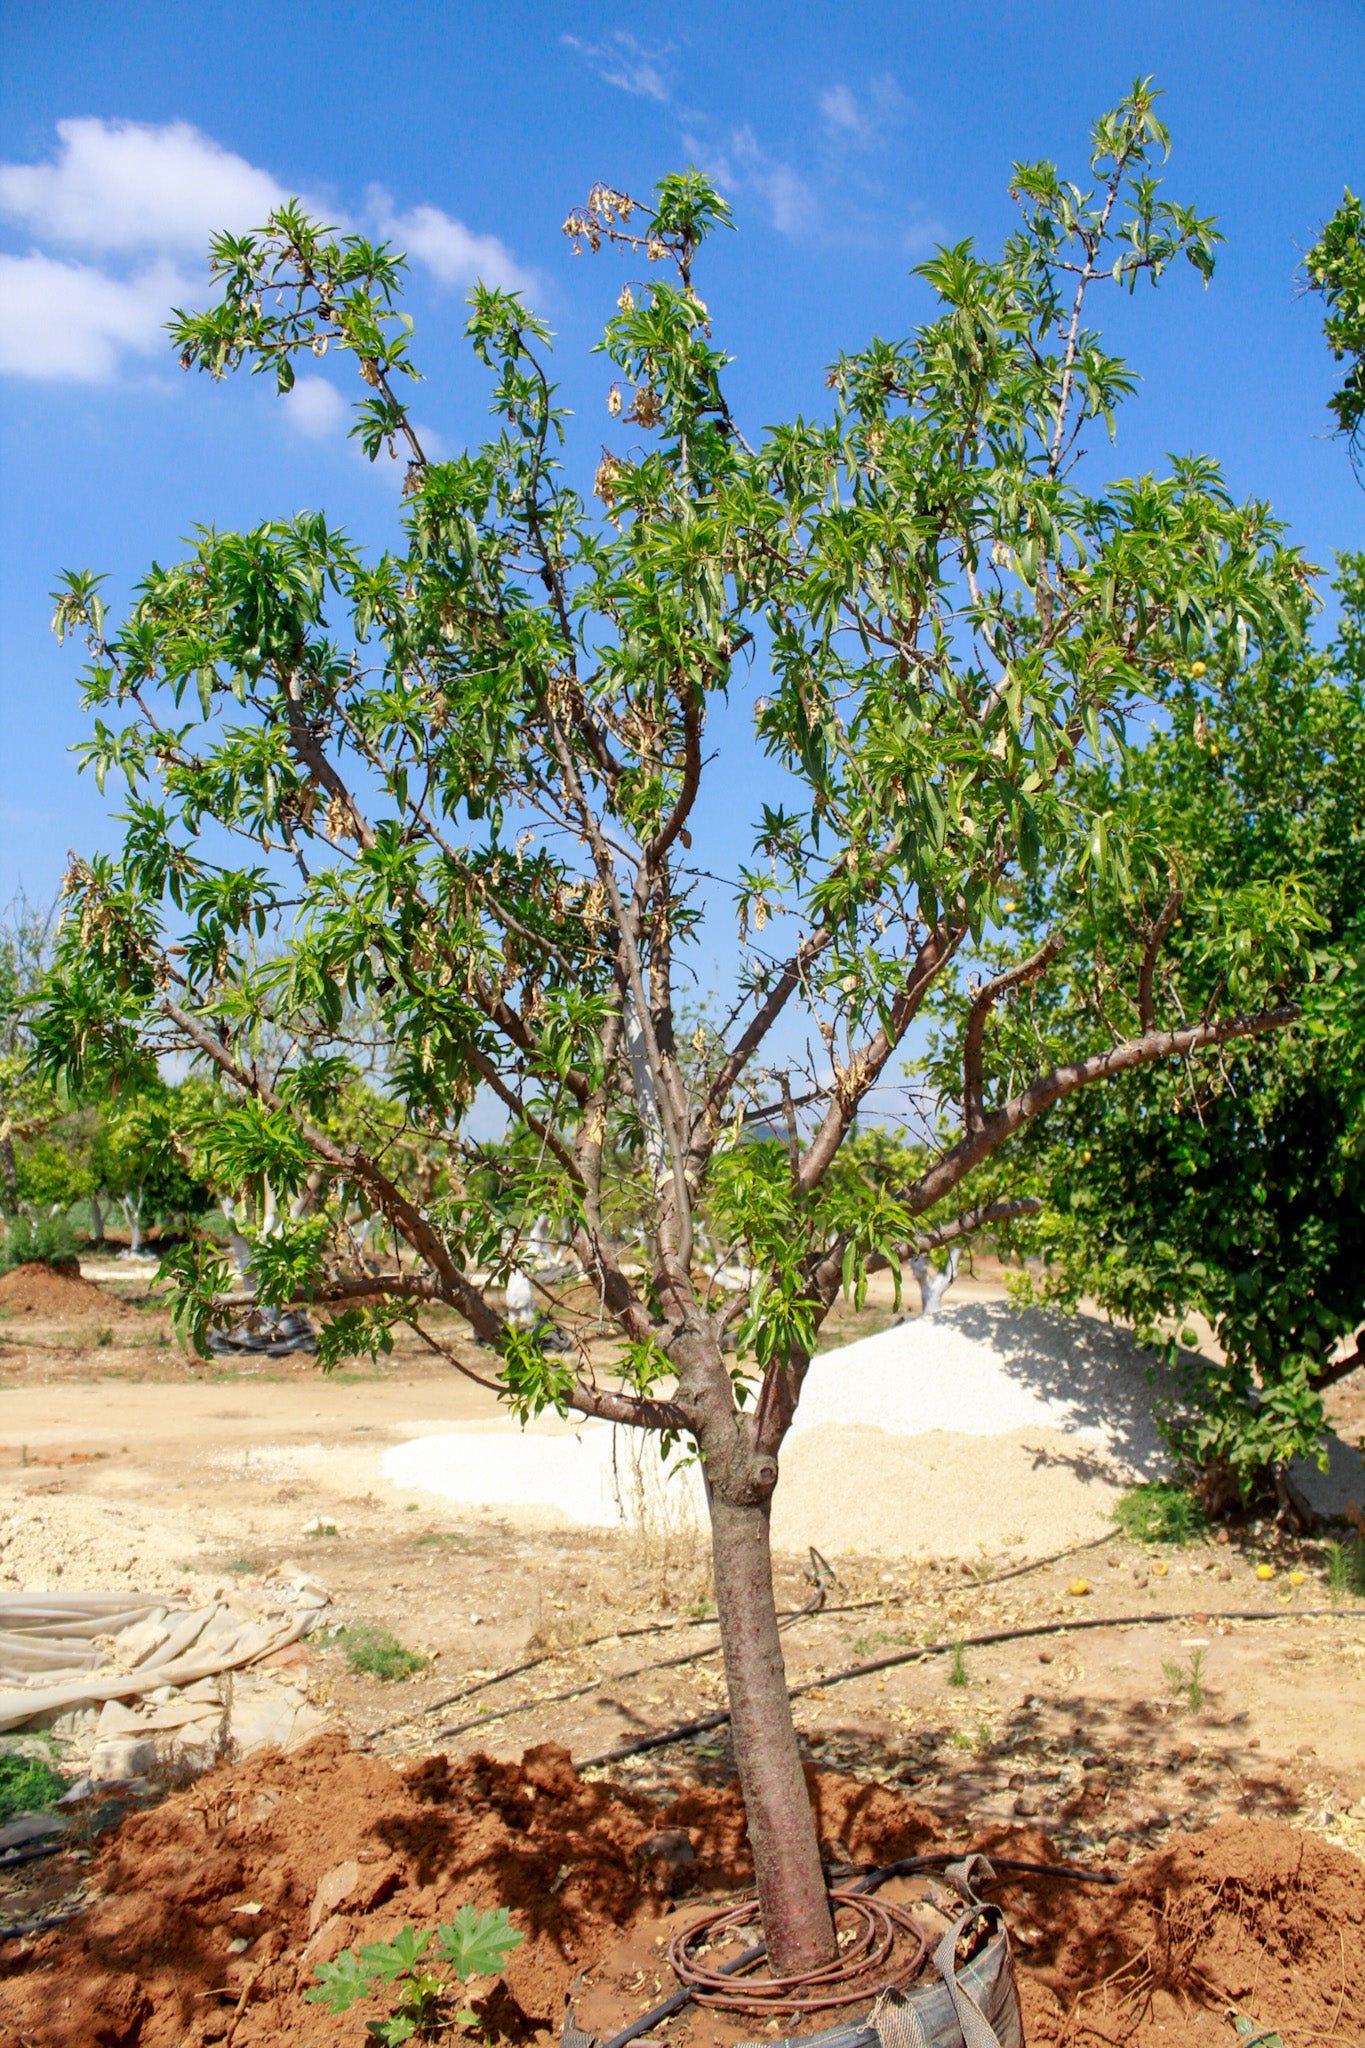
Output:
39 85 1319 1971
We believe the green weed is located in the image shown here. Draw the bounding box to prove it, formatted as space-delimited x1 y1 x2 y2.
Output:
948 1642 969 1688
307 1905 522 2045
0 1750 67 1824
334 1621 427 1682
852 1628 911 1655
1161 1646 1207 1712
413 1531 469 1549
1114 1481 1208 1546
1326 1534 1365 1599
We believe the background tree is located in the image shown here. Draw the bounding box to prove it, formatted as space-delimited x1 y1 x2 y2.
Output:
0 894 59 1217
1007 560 1365 1512
94 1084 216 1253
38 86 1321 1971
1306 188 1365 475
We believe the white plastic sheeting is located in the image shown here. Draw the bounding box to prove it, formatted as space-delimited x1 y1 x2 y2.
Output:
0 1568 330 1733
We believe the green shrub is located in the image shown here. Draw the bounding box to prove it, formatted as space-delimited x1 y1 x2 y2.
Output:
1113 1481 1209 1546
334 1621 427 1682
0 1749 66 1824
0 1214 78 1274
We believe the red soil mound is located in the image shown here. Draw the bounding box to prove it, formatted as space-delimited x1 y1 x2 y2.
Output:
0 1735 1358 2048
0 1260 127 1317
1020 1814 1365 2043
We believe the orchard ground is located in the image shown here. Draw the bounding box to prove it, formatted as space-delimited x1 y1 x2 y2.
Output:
2 1250 1362 1869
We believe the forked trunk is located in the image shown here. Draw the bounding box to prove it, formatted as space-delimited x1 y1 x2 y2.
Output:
708 1488 837 1975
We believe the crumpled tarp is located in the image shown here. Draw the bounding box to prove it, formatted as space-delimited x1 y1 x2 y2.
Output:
0 1567 330 1733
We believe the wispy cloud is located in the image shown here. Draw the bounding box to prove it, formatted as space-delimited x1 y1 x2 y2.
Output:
683 125 816 239
818 75 907 150
281 374 348 438
368 191 536 295
562 31 673 102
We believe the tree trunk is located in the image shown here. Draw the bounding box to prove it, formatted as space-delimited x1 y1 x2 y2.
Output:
89 1194 104 1245
708 1487 836 1975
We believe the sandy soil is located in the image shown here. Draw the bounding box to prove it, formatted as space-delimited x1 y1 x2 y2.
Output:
1 1259 1363 1897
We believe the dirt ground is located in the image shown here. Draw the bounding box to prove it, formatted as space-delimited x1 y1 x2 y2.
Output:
1 1737 1362 2047
1 1258 1363 2042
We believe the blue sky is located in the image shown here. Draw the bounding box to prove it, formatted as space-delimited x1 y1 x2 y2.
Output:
1 0 1362 910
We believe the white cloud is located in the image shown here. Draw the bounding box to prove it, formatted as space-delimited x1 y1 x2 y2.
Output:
0 118 536 388
688 127 816 239
562 32 672 102
0 117 285 254
819 76 906 149
0 251 187 380
282 374 348 437
370 192 535 295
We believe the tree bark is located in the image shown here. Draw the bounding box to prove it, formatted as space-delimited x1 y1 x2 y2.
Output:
707 1485 836 1975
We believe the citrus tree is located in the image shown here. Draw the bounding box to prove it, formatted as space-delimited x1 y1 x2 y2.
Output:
1006 559 1365 1511
1306 187 1365 474
38 85 1320 1970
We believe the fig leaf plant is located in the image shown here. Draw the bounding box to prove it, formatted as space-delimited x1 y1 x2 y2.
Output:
39 83 1321 1971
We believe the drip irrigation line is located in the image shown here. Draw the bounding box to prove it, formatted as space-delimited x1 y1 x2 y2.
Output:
370 1559 840 1744
0 1840 70 1870
0 1903 89 1943
577 1605 1365 1769
368 1531 1120 1746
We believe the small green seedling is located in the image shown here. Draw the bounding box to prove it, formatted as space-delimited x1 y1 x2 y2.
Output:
1230 2015 1283 2048
1161 1646 1207 1712
948 1642 969 1688
1325 1534 1365 1600
305 1905 523 2044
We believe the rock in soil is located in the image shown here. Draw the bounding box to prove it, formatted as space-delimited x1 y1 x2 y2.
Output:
0 1733 1359 2047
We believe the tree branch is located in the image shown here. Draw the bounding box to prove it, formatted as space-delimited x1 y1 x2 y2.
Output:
909 1004 1299 1218
963 931 1067 1134
162 996 505 1344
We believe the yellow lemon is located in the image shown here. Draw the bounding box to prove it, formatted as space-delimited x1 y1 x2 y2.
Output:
1151 1560 1169 1577
1255 1563 1275 1581
1190 660 1208 677
1288 1570 1305 1586
1068 1579 1090 1597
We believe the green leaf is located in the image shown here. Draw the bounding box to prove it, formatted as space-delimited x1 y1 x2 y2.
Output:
358 1927 433 1985
305 1947 377 2012
435 1904 524 1982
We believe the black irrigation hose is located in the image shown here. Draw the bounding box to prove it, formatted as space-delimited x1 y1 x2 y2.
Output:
597 1848 1118 2048
577 1605 1365 1769
369 1533 1120 1747
0 1840 70 1870
0 1904 88 1943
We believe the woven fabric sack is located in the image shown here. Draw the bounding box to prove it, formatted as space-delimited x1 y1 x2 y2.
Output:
864 1901 1023 2048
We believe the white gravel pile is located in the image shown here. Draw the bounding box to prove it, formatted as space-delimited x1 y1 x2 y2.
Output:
383 1303 1172 1559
